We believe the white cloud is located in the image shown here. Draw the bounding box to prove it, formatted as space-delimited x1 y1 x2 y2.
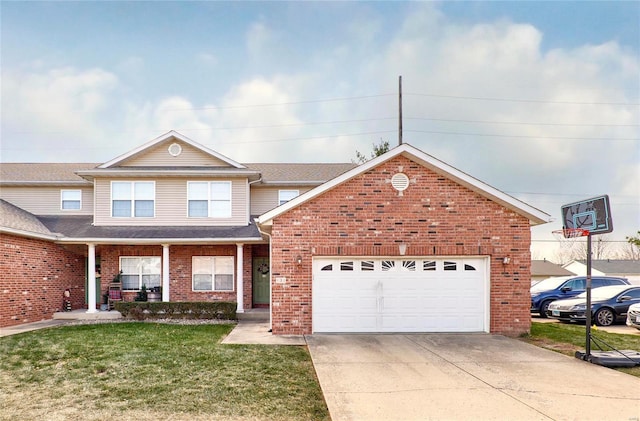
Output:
1 66 120 160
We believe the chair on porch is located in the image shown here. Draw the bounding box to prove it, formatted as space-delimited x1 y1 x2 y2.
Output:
108 282 123 310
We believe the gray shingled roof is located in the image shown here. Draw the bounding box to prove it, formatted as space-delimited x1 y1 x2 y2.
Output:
37 215 262 241
1 163 97 183
531 260 574 277
1 162 356 184
575 259 640 275
0 199 54 236
245 163 356 184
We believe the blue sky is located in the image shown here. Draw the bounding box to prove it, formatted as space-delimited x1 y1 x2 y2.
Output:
1 1 639 261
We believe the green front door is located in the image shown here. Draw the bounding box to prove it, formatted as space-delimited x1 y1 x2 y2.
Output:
252 257 270 306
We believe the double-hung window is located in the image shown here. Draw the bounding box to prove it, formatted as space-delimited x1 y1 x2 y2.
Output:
61 190 81 210
112 181 155 217
278 190 299 206
188 181 231 218
120 257 161 290
192 256 234 291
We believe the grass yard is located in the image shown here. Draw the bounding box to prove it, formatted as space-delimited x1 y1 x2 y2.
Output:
522 321 640 377
0 322 329 421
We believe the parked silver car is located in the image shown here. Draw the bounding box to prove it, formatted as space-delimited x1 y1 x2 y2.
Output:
626 302 640 330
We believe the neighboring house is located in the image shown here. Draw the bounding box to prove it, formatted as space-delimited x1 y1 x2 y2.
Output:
1 131 550 336
563 260 640 285
531 259 575 284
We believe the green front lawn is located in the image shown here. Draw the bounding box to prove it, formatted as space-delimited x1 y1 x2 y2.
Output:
0 323 329 421
521 321 640 377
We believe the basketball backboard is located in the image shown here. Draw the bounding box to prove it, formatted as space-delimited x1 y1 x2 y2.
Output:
560 195 613 237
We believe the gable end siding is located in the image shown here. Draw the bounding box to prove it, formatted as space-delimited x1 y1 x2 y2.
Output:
121 141 232 167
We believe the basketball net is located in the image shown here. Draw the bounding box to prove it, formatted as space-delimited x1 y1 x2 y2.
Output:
551 228 590 250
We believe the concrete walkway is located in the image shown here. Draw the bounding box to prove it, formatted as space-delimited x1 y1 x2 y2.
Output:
0 319 72 337
306 334 640 421
221 320 306 345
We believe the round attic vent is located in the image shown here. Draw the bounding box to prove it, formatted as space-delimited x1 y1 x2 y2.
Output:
391 173 410 192
168 143 182 157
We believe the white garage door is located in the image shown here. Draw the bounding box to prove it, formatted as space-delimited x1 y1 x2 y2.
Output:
312 257 489 333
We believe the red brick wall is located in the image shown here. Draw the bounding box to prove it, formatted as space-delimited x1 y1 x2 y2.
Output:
0 234 86 328
99 244 254 309
269 156 532 336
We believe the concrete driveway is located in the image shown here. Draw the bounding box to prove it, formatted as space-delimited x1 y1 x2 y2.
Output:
306 334 640 421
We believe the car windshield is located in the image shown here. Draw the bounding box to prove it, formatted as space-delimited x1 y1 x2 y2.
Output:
574 286 629 300
531 277 569 293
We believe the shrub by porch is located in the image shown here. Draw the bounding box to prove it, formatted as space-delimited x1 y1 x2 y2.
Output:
115 301 237 321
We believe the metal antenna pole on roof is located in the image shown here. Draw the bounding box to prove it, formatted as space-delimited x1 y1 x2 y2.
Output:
398 75 403 145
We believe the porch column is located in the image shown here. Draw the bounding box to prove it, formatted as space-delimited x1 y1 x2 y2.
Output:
162 244 170 302
86 243 98 313
236 243 244 313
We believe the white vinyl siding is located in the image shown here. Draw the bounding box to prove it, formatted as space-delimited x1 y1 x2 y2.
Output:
0 186 94 215
61 190 82 210
120 256 161 290
94 178 248 226
192 256 234 291
120 141 233 167
250 186 313 215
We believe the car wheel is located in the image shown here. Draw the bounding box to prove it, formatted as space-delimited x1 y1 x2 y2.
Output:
594 308 615 326
539 300 552 318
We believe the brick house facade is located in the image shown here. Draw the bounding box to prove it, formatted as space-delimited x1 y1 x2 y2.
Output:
1 233 86 326
258 146 548 336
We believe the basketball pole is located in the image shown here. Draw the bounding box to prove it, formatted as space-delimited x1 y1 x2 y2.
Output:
585 232 592 357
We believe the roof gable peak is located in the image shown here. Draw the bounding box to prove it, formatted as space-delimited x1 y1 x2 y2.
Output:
98 131 245 169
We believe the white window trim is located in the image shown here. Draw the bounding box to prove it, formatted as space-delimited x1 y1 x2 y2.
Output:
187 181 232 219
119 256 162 291
278 189 299 206
110 181 156 218
60 189 82 211
192 256 235 292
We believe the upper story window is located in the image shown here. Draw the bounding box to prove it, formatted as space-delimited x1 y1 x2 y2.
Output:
188 181 231 218
278 190 299 206
111 181 155 218
61 190 81 210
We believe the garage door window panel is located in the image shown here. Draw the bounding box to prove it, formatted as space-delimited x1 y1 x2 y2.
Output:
340 261 354 271
444 261 457 271
423 260 436 271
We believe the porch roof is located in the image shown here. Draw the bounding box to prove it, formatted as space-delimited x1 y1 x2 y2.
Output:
36 215 264 244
